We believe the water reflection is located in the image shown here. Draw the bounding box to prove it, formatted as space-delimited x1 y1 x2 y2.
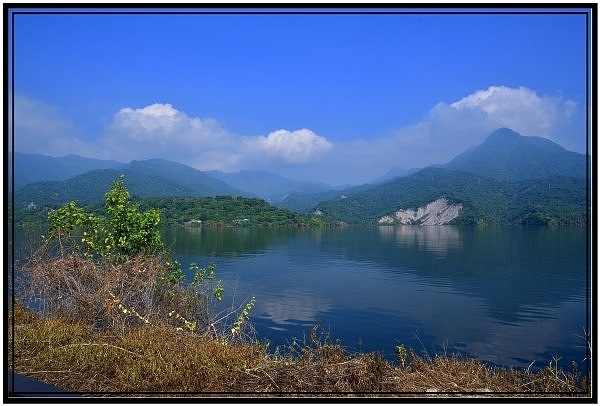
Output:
378 225 462 258
257 288 333 326
161 226 287 257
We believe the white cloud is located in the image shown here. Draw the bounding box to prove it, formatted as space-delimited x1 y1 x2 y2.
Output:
12 93 97 156
249 129 333 163
370 85 579 169
449 85 576 136
113 103 179 135
101 103 238 167
99 86 575 185
99 103 333 172
107 103 231 147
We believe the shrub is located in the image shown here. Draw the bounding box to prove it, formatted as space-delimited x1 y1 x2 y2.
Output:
19 175 235 337
47 175 165 264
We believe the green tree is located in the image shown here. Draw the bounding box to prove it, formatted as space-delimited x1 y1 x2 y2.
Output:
103 175 162 261
48 175 165 264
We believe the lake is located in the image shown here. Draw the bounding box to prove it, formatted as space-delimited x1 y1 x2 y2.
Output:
160 225 590 371
11 224 590 372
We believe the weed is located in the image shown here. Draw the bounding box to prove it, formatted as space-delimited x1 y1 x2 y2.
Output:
9 310 590 397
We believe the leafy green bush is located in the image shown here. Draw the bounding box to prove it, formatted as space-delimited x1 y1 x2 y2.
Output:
48 175 164 263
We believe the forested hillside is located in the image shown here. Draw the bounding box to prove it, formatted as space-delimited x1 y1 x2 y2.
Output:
443 128 586 180
315 168 587 225
14 161 240 208
12 193 324 228
135 196 324 227
314 128 588 226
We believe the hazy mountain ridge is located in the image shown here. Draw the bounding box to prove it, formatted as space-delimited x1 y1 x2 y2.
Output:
314 128 588 225
15 169 199 206
14 160 241 207
375 166 422 183
122 159 242 196
10 128 589 225
206 170 333 203
9 152 125 188
12 154 343 212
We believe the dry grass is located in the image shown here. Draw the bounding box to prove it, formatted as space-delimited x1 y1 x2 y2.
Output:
17 236 221 335
8 304 265 393
8 243 592 398
8 305 590 398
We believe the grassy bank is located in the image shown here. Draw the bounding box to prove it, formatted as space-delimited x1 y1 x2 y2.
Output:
8 303 589 398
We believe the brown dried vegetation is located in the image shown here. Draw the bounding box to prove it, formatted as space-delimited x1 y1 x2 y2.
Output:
17 236 217 334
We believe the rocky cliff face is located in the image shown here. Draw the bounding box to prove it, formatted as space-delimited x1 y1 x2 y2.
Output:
378 198 462 225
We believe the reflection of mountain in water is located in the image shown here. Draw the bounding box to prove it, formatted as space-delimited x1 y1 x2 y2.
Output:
317 225 587 326
378 225 462 258
161 226 286 257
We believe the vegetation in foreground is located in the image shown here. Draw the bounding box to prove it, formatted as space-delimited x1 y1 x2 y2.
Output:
8 302 590 397
8 176 591 398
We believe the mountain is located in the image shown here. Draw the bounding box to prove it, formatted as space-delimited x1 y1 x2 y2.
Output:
443 127 586 180
11 128 588 225
206 170 333 203
314 128 588 225
375 166 421 183
14 159 241 207
277 182 377 213
277 190 341 213
8 152 125 189
124 159 242 197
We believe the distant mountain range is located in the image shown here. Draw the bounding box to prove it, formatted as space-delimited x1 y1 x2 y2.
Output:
10 155 335 208
9 152 124 188
206 170 333 203
375 166 421 183
314 128 589 225
12 159 240 206
10 127 589 225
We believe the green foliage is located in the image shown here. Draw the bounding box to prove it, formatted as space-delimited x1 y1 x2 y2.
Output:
47 175 164 263
163 259 185 284
103 175 162 261
395 344 407 368
136 195 323 227
231 296 256 337
190 262 224 301
48 201 91 236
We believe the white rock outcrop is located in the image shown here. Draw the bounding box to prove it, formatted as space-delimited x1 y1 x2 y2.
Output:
378 198 462 225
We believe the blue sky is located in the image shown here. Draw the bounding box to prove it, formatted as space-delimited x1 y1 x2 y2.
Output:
9 7 591 185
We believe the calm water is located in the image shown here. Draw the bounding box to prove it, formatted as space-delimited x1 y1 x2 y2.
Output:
160 225 590 371
12 225 590 371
